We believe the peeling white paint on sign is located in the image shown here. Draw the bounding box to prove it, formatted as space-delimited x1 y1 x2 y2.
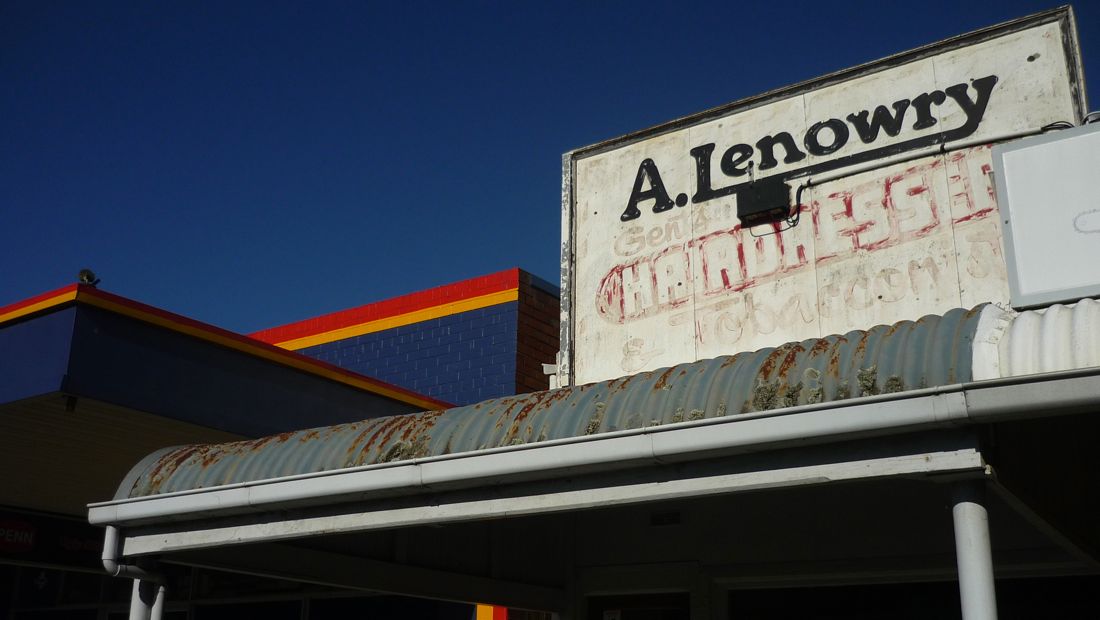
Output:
564 10 1086 386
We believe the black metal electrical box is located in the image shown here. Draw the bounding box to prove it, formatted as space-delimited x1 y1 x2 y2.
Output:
737 178 792 227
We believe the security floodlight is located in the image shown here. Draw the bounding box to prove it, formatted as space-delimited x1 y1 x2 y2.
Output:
736 178 793 227
78 269 101 287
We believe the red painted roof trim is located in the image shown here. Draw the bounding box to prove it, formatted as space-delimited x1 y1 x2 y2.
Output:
250 268 521 345
0 285 453 411
0 284 80 318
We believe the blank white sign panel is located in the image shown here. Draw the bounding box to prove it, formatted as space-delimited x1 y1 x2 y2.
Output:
993 122 1100 308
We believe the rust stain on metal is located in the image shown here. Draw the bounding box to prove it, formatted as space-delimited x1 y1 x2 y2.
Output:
719 352 746 368
809 338 832 356
608 374 635 394
198 445 224 468
400 410 443 442
854 331 871 359
335 409 448 466
495 398 523 429
514 391 547 424
262 431 294 447
758 347 784 379
652 366 677 391
504 391 549 443
345 420 381 459
364 417 401 451
777 343 806 379
347 418 402 463
392 414 422 443
140 445 202 495
827 335 847 376
399 418 418 441
542 388 571 407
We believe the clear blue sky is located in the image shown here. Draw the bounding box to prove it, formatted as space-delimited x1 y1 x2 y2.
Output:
2 1 1097 333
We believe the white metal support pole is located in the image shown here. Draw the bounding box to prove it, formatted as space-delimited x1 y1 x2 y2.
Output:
128 579 166 620
151 583 166 620
128 579 149 620
952 482 998 620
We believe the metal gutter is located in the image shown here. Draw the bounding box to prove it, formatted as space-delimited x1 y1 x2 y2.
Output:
118 447 988 557
87 367 1100 528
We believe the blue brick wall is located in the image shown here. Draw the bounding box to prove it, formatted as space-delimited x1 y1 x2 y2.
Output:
297 302 518 407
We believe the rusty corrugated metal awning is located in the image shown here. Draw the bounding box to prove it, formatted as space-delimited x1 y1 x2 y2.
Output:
122 305 987 498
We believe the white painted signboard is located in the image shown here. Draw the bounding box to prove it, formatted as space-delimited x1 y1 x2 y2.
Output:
994 122 1100 308
561 8 1086 386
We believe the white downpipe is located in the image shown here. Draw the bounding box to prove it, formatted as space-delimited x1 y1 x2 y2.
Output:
128 580 146 620
127 580 166 620
128 580 166 620
103 525 164 583
105 525 167 620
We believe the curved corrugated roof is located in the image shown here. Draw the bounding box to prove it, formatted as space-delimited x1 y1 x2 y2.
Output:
972 298 1100 379
122 305 991 499
116 298 1100 500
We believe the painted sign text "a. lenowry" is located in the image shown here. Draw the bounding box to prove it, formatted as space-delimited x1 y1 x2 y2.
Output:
621 76 997 222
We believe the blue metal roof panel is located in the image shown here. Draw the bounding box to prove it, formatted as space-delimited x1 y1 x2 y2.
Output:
123 306 985 498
